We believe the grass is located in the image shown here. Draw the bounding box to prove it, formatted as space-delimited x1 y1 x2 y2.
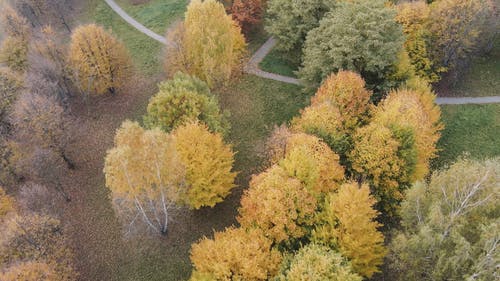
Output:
433 104 500 169
449 39 500 97
259 47 299 77
115 0 188 34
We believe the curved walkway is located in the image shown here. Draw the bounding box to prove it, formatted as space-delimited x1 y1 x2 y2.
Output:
103 0 499 105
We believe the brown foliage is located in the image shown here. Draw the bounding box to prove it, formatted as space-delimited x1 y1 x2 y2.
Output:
231 0 263 35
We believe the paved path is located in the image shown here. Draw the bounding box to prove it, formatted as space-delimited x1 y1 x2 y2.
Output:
244 37 301 85
104 0 168 44
435 96 500 105
104 0 500 105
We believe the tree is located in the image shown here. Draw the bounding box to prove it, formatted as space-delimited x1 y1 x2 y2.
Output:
299 0 404 90
291 102 349 159
372 89 442 181
69 24 131 95
230 0 263 36
190 227 282 281
395 1 439 83
143 73 229 135
348 122 418 217
265 0 334 56
0 5 30 72
389 158 499 281
0 187 14 221
311 71 372 131
13 0 73 32
238 165 317 244
104 121 185 235
172 122 236 209
10 91 74 169
0 67 23 129
312 182 387 278
0 213 75 280
0 261 61 281
164 0 246 88
279 133 344 196
426 0 497 82
274 244 362 281
18 182 57 215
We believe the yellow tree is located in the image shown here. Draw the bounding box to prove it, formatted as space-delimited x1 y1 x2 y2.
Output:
238 165 317 243
0 214 75 280
0 5 31 72
69 24 131 95
172 122 237 209
0 186 14 221
164 0 246 88
311 71 372 131
372 89 442 180
313 182 387 278
190 227 282 281
104 121 185 235
348 122 418 217
395 1 439 82
279 133 344 196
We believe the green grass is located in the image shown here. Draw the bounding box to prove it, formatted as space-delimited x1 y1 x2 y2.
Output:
259 47 299 77
115 0 188 34
450 39 500 97
433 104 500 169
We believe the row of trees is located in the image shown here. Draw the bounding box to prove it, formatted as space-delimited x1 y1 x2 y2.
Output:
104 73 237 235
266 0 498 91
187 69 442 279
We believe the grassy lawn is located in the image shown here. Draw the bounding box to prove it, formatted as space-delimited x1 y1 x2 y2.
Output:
449 39 500 97
259 47 299 77
115 0 188 34
433 104 500 169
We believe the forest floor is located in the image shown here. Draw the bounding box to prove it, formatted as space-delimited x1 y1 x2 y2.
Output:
59 1 500 281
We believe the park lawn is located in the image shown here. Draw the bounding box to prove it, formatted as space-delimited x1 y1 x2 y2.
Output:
433 104 500 169
259 47 299 77
115 0 188 34
449 39 500 97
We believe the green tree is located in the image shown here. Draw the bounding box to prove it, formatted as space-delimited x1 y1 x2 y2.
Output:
299 0 404 90
265 0 334 57
143 73 229 135
274 244 362 281
389 158 499 281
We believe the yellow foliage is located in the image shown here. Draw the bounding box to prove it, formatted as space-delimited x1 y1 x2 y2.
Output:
190 227 282 281
172 122 236 209
313 182 386 278
0 261 61 281
104 121 184 204
69 24 131 95
280 133 344 196
166 0 246 88
349 122 410 214
238 165 317 243
0 186 14 221
311 71 372 130
373 89 442 180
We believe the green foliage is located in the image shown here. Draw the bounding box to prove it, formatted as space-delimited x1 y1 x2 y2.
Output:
265 0 334 57
299 0 404 90
0 67 23 123
144 73 229 135
0 36 29 72
274 244 362 281
389 158 500 281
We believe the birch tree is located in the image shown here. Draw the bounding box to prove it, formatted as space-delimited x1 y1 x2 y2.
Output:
104 121 185 235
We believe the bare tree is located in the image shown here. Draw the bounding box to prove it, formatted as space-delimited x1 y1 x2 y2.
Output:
18 182 57 214
13 0 73 33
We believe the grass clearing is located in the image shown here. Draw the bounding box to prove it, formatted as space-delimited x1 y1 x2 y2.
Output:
433 104 500 169
259 47 299 77
115 0 188 34
449 39 500 97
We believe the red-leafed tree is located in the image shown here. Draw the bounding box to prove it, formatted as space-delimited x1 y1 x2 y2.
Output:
231 0 263 35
